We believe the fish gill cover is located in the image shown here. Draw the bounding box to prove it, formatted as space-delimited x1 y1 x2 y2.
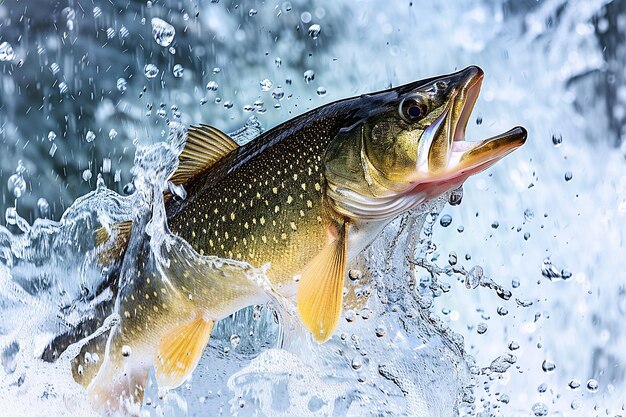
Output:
0 0 625 416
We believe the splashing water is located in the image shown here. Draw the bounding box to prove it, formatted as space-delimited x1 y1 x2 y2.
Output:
1 0 626 416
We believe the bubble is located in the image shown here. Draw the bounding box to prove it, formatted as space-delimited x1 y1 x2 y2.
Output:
448 251 457 265
50 63 60 75
93 6 102 18
84 130 95 143
301 11 312 23
58 82 68 94
440 214 452 227
375 326 386 337
348 269 362 281
351 357 362 370
448 186 463 205
151 17 176 47
106 28 115 39
497 306 508 316
541 359 556 373
586 379 598 392
541 258 561 280
537 383 547 393
570 399 580 410
260 79 273 91
173 64 184 78
308 24 321 39
551 133 562 146
248 9 257 17
0 41 16 61
109 129 118 140
303 70 315 83
144 64 159 79
7 174 26 199
49 143 57 157
523 208 534 221
344 310 357 322
206 81 219 91
116 78 128 92
316 86 327 96
47 131 56 141
223 101 234 109
508 341 520 350
37 198 50 217
564 171 573 181
476 323 487 334
82 170 93 182
224 334 241 350
532 402 548 416
274 57 282 67
119 26 129 38
121 345 132 357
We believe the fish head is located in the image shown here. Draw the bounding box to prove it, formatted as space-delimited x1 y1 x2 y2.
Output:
325 66 527 220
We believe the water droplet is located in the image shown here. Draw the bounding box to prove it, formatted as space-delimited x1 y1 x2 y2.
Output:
7 174 26 199
144 64 159 79
117 78 128 92
541 258 561 280
351 357 362 370
168 181 187 200
303 69 315 83
271 87 285 100
532 402 548 416
440 214 452 227
551 133 562 146
50 62 60 75
586 379 599 392
448 251 457 265
151 17 176 47
344 310 357 322
348 269 362 281
564 171 572 181
47 131 56 141
85 130 96 143
230 334 241 348
308 24 321 39
0 42 16 61
260 78 273 91
5 207 17 225
541 359 556 373
448 186 463 206
109 129 118 140
465 265 483 289
316 86 327 96
206 80 219 91
37 198 50 217
173 64 184 78
121 345 132 357
568 379 580 389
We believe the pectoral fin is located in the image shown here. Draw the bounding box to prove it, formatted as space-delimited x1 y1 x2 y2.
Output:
154 314 214 390
297 222 348 342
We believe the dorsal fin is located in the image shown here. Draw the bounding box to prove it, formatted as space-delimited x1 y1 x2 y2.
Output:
170 124 239 186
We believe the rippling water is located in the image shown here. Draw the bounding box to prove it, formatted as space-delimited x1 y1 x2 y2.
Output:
1 0 625 416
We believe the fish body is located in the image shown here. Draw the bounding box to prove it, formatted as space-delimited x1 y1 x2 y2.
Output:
77 66 526 414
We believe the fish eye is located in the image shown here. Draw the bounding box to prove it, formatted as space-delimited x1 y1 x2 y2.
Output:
435 81 447 90
399 96 427 123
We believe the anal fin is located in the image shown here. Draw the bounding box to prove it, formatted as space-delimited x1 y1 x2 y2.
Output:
154 313 214 390
297 222 348 342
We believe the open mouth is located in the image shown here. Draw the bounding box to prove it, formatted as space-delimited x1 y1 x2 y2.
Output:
425 66 527 180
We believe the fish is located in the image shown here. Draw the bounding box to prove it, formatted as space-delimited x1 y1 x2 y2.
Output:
75 65 526 414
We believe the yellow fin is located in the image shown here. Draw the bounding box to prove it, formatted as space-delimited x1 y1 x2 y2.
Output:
154 314 214 390
94 221 132 265
170 124 239 186
297 222 348 342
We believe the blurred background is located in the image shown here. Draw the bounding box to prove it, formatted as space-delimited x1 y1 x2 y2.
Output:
1 0 625 415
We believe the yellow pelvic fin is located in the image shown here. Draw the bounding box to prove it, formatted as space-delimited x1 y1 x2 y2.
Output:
154 314 214 390
94 220 133 265
169 124 239 187
297 222 348 342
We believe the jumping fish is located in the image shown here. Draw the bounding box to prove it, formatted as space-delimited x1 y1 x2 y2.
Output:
80 66 526 413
